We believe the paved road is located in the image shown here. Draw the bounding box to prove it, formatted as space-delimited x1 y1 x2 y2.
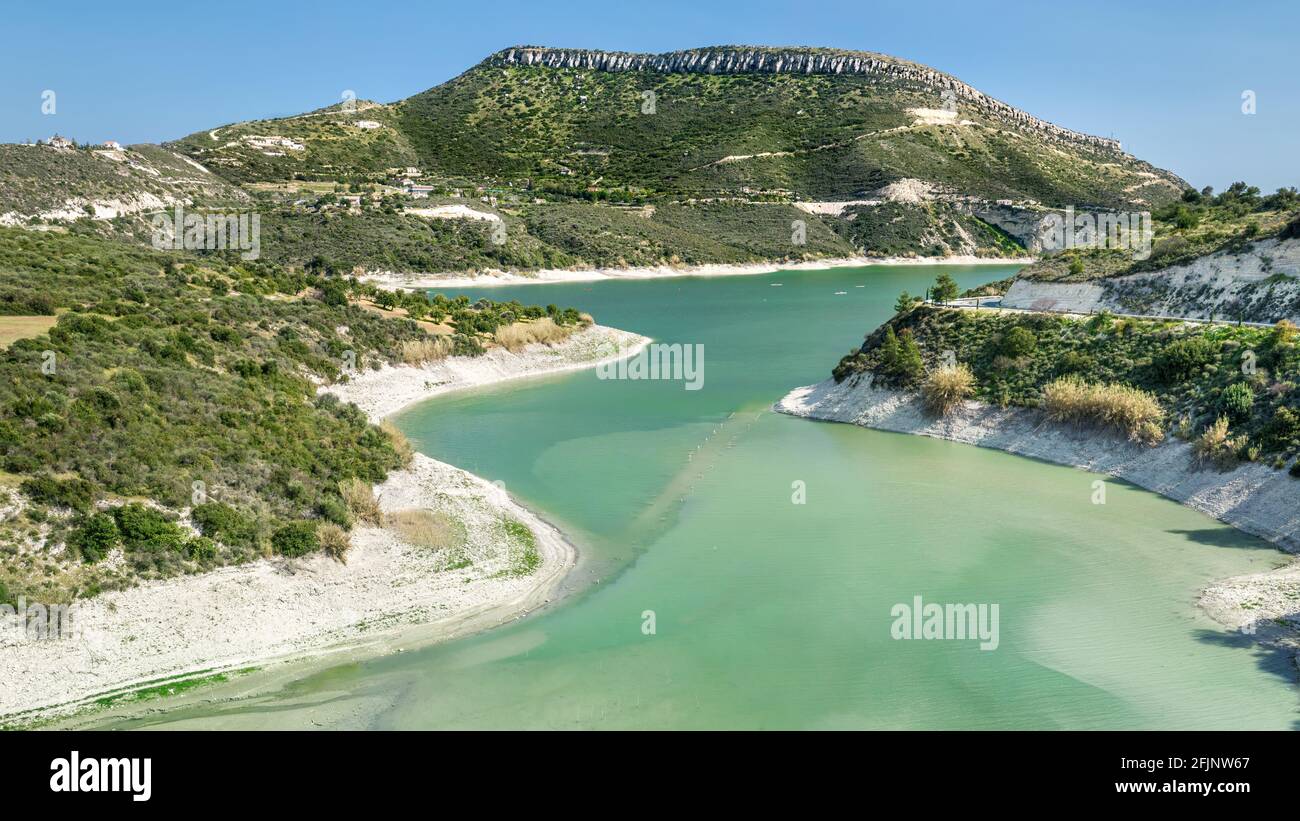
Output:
928 298 1278 329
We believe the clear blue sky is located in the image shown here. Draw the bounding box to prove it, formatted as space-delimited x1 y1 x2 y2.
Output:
4 0 1296 193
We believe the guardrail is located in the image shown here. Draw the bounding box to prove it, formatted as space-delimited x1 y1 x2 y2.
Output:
923 299 1279 329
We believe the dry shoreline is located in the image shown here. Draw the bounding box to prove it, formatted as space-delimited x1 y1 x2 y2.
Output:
0 324 650 724
775 376 1300 658
362 254 1031 290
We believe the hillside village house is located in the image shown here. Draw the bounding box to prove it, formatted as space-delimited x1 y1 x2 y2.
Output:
403 182 437 198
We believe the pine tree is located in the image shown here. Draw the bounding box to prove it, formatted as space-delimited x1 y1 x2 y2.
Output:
932 273 959 303
896 328 924 383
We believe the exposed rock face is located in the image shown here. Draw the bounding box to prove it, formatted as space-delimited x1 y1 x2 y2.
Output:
965 203 1059 251
775 377 1300 554
1002 236 1300 322
486 46 1124 154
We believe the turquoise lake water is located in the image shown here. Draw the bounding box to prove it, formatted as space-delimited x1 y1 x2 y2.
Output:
112 264 1299 730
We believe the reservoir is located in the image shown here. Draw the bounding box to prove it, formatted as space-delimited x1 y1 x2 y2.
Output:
110 264 1299 729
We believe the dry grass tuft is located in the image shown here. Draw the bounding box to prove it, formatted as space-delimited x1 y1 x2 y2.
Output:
401 336 455 366
380 420 414 466
386 509 464 551
1042 376 1165 445
339 477 382 525
494 318 574 352
318 522 351 564
920 363 975 416
1193 416 1245 468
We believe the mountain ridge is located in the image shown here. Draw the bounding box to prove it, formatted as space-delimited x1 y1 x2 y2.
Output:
482 45 1123 154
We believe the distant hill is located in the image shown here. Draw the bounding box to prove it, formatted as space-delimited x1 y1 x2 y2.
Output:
0 142 248 227
168 45 1185 210
167 100 420 187
399 46 1184 207
2 46 1193 273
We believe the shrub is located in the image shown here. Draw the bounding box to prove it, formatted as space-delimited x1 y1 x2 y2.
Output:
1291 461 1300 478
1152 337 1217 382
339 477 382 525
1272 319 1297 347
999 327 1037 358
1218 382 1254 421
20 475 95 512
1055 350 1096 376
876 326 924 384
184 536 217 562
67 512 119 563
316 496 352 528
921 364 975 416
1085 311 1114 333
271 521 319 557
386 509 463 550
190 502 258 549
1193 416 1244 469
1262 406 1300 451
318 522 351 563
112 504 185 552
894 291 920 314
1041 376 1165 445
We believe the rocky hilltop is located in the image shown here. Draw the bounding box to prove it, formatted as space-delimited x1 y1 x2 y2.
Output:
486 46 1124 154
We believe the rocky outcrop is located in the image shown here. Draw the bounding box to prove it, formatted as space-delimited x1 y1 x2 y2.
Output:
964 203 1055 250
486 46 1124 154
1002 236 1300 322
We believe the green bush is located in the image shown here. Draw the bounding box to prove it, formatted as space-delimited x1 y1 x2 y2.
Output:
184 536 218 562
1152 337 1218 382
1218 382 1254 422
111 504 185 552
190 502 259 549
315 497 352 528
67 512 120 563
877 326 924 384
20 475 95 512
1055 350 1096 376
271 521 319 557
1000 327 1037 358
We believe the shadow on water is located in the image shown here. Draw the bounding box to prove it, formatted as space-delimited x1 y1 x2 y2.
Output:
1192 628 1300 730
1168 528 1279 550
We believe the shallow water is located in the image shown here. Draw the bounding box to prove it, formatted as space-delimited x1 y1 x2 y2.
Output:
112 265 1299 729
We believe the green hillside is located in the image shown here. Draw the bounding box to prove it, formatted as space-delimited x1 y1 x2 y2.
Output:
164 46 1185 210
835 302 1300 470
167 101 420 186
0 227 589 606
6 46 1194 276
399 52 1183 207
